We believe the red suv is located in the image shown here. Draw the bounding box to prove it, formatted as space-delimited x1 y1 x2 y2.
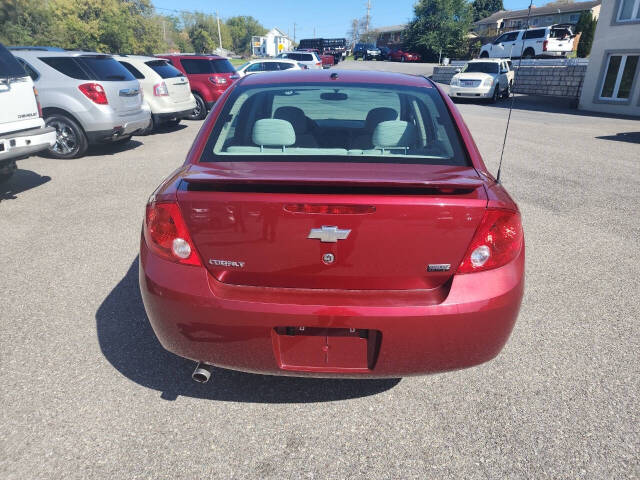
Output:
156 54 237 120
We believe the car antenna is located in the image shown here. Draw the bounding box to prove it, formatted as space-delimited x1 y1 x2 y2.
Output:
496 0 534 184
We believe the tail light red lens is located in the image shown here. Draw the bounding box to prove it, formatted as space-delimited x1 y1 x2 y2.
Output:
33 87 43 117
457 209 523 274
209 76 227 85
78 83 108 105
153 81 169 96
543 40 548 52
144 202 201 266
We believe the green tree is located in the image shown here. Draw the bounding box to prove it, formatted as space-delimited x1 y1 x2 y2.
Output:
404 0 473 62
226 16 266 55
575 11 597 58
471 0 504 22
189 26 215 53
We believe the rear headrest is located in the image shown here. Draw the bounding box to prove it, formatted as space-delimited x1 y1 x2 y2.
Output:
372 121 417 148
274 107 309 135
252 119 296 147
365 107 398 131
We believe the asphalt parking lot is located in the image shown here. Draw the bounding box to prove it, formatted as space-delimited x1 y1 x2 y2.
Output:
1 65 639 479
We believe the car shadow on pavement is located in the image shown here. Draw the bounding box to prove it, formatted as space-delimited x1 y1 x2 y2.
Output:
596 132 640 144
87 139 143 157
0 168 51 201
96 257 400 402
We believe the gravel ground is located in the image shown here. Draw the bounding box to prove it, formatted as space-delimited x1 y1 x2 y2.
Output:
1 69 638 479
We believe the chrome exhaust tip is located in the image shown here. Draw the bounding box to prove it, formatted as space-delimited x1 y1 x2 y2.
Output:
192 362 213 383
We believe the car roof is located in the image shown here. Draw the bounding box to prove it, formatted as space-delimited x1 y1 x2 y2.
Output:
469 58 504 63
11 50 109 59
249 58 296 63
239 69 432 88
156 54 226 60
113 54 160 63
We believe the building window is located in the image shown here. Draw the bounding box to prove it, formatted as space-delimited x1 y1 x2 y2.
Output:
617 0 640 21
599 54 639 100
569 14 579 22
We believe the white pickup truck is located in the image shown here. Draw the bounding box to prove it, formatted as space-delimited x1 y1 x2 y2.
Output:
0 43 56 183
479 24 575 59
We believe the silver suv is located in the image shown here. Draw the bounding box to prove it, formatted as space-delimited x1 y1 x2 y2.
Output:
11 48 151 158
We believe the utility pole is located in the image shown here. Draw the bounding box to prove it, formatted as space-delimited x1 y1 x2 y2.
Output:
365 0 372 33
216 11 223 50
293 23 297 43
313 27 316 38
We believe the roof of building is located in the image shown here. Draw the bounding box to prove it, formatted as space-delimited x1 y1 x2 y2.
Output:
371 24 407 34
474 0 601 25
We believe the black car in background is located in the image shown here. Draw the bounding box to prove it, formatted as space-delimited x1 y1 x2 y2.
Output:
353 43 381 61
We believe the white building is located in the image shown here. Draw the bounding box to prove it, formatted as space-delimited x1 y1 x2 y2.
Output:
579 0 640 116
251 28 293 57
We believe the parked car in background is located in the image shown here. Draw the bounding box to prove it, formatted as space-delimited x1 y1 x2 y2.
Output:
378 46 392 61
388 49 421 62
0 42 56 182
11 48 150 159
480 24 575 59
296 49 334 68
139 70 524 381
235 59 302 77
449 58 514 102
114 55 195 132
276 51 323 70
157 54 237 120
353 43 381 61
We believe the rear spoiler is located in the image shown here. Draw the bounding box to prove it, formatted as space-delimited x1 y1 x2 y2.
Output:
181 176 484 195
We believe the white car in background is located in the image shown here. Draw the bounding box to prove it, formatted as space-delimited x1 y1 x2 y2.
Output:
115 55 195 132
0 43 56 182
449 58 515 102
276 51 323 70
480 24 575 59
235 59 302 77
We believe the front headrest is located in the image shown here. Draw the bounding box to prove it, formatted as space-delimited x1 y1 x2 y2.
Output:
274 107 308 135
372 121 417 148
365 107 398 131
252 119 296 147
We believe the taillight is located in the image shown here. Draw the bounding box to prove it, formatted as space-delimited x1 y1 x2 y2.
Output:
78 83 108 105
457 209 523 274
316 62 322 66
543 40 548 52
33 87 43 117
153 81 169 96
209 76 227 85
143 202 201 266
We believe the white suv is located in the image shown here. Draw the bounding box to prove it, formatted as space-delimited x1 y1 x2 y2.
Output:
11 48 151 159
0 43 56 182
480 25 575 59
276 51 322 69
115 55 195 132
449 58 515 102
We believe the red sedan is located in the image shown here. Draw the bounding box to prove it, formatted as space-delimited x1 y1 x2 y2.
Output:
139 70 524 381
389 49 421 62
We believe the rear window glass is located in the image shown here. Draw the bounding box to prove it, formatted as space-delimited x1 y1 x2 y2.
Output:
0 44 26 78
283 53 313 61
200 83 468 166
77 56 134 81
145 60 183 78
40 57 90 79
181 58 235 74
523 29 546 39
119 61 145 79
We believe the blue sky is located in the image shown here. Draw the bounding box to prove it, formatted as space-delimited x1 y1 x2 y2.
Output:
153 0 537 40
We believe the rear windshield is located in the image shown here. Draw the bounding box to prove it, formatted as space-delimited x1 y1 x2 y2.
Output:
76 56 135 81
462 62 499 74
181 58 235 74
0 44 28 78
146 60 183 78
282 53 313 61
200 82 468 166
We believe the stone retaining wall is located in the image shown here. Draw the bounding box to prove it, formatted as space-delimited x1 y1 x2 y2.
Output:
432 64 587 98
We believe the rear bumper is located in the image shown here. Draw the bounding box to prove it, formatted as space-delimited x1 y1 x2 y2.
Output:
85 112 151 143
0 126 56 162
140 239 524 377
152 108 194 123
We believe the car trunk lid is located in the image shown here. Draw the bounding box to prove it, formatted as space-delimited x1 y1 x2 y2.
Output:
177 163 488 290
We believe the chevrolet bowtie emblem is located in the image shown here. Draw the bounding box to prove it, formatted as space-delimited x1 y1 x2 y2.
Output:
307 226 351 243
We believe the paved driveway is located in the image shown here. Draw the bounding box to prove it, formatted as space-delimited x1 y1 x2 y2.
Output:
1 83 638 478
